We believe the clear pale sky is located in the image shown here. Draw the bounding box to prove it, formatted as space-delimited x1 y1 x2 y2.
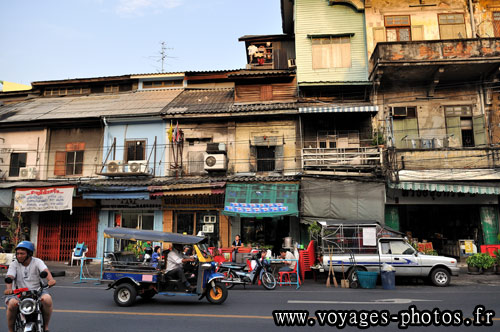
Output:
0 0 283 86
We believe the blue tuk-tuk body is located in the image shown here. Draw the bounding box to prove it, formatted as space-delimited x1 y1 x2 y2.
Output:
102 227 228 306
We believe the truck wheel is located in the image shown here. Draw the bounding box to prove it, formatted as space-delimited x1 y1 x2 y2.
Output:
114 283 137 307
347 267 365 285
430 268 450 287
207 282 228 304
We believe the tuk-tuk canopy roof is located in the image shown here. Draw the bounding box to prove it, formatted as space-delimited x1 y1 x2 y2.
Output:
103 227 205 244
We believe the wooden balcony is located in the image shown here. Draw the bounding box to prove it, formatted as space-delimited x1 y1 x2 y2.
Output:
301 147 382 176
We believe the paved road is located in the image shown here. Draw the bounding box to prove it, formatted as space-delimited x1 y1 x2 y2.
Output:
1 276 499 331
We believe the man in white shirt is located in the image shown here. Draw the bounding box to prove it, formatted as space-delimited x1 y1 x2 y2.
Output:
4 241 56 332
166 244 195 291
279 248 296 272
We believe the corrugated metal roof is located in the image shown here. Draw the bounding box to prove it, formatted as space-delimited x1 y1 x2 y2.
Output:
0 89 183 123
230 102 297 112
163 89 234 115
82 175 298 189
229 70 295 77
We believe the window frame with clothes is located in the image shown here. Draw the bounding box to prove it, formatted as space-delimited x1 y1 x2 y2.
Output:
391 106 418 149
311 36 352 69
384 15 411 42
438 13 466 39
444 105 486 148
9 152 27 177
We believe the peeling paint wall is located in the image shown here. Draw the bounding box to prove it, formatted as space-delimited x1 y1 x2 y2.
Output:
49 127 104 178
0 129 48 180
366 0 472 58
476 0 500 38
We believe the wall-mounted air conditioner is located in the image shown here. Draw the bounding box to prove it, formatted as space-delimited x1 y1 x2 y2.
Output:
127 160 149 174
19 167 37 180
106 160 124 173
206 142 227 153
203 215 217 223
204 154 227 171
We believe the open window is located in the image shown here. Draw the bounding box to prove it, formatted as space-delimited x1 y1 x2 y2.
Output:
9 153 27 177
54 142 85 176
444 106 486 147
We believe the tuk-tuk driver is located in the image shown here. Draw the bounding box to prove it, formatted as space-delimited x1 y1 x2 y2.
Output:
166 244 196 292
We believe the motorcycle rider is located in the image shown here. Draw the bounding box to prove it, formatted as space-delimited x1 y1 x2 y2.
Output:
4 241 56 332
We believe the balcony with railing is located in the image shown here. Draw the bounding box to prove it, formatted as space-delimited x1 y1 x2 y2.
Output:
302 147 382 175
370 38 500 83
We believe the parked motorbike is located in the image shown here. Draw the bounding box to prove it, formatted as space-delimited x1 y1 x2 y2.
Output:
219 255 277 290
5 271 49 332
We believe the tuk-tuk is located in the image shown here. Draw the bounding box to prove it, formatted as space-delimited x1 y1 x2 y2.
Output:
102 227 228 306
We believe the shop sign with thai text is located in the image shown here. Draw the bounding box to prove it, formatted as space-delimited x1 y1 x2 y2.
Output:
14 186 74 212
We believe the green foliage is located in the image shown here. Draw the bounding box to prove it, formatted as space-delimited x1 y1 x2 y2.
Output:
308 222 321 236
6 212 29 253
372 129 385 146
492 249 500 264
466 253 495 269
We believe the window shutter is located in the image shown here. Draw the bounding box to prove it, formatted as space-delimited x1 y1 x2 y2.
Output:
275 145 284 172
473 115 487 146
54 151 66 176
249 146 257 172
446 116 462 147
411 26 424 40
393 118 418 148
260 85 273 101
373 27 386 44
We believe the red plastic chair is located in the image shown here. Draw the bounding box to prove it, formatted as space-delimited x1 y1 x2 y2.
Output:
278 263 300 286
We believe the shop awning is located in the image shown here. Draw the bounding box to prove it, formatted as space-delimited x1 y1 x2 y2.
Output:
222 183 299 217
82 192 150 200
299 105 378 113
388 181 500 195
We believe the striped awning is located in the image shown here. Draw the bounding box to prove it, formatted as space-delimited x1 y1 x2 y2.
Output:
299 105 379 113
388 182 500 195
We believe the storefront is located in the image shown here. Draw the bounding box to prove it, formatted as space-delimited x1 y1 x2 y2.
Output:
151 182 228 248
386 182 500 256
222 182 299 253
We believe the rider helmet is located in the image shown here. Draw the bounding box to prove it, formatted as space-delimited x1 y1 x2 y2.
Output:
16 240 35 256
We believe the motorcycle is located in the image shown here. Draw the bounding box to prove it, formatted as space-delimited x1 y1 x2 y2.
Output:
219 255 277 290
5 271 49 332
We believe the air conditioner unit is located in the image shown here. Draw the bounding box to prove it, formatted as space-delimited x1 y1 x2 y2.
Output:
203 215 217 223
106 160 124 173
288 58 296 68
204 154 227 171
19 167 37 180
206 142 226 153
127 160 149 173
392 107 407 117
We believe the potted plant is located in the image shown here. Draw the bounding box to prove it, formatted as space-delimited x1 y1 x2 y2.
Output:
480 253 496 274
466 253 482 274
372 130 385 147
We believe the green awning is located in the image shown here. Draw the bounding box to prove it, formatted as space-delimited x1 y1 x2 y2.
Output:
388 181 500 195
223 183 299 217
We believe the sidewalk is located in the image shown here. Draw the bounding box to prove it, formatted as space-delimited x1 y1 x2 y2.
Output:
44 261 500 286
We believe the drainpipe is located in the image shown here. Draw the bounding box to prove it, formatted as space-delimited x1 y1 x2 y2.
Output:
468 0 477 37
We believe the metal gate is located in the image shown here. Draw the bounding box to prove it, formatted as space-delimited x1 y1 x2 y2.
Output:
37 208 98 261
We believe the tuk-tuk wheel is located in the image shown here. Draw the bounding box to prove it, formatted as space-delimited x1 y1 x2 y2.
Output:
206 282 228 305
114 283 137 307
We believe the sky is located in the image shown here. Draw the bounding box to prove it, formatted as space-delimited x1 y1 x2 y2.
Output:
0 0 283 86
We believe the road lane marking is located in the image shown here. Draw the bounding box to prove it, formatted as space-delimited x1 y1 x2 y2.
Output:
0 307 272 320
289 298 442 304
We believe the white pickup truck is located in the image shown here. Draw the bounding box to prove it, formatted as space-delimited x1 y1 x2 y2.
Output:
318 221 459 287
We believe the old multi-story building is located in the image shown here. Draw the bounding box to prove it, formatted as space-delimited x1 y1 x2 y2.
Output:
367 0 500 252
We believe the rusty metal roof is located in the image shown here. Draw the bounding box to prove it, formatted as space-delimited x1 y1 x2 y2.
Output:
163 89 234 115
81 175 298 189
0 89 183 123
229 70 295 77
231 102 297 112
